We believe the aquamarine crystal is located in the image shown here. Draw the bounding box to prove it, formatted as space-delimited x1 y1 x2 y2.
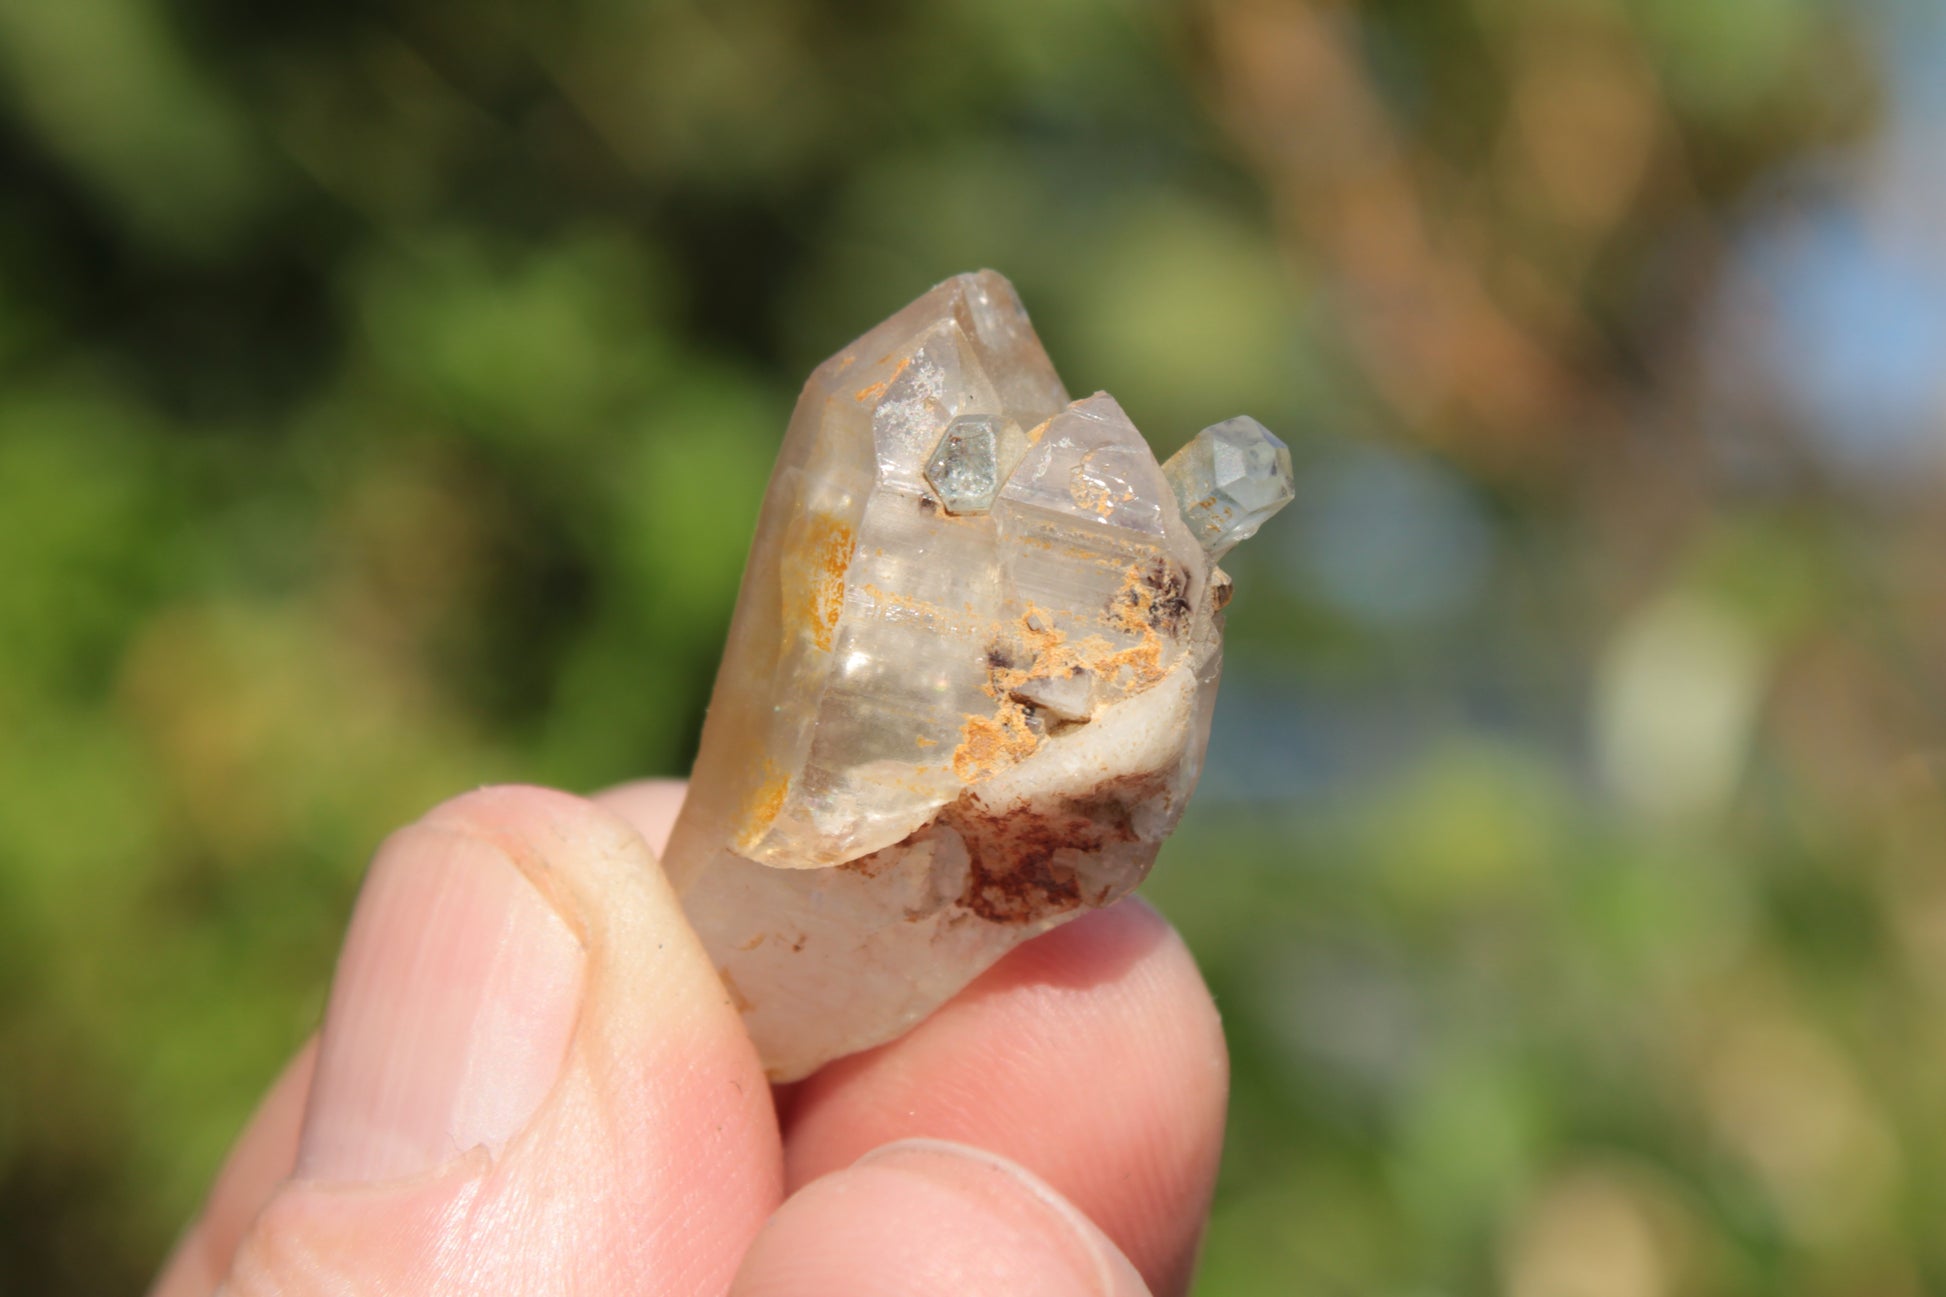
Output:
1162 416 1295 560
923 412 1025 515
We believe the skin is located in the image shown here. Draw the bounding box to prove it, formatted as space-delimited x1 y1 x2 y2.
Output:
149 781 1229 1296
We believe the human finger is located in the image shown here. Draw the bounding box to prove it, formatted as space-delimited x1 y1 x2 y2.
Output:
197 785 779 1296
782 899 1227 1296
590 777 688 857
731 1138 1150 1297
148 1040 315 1297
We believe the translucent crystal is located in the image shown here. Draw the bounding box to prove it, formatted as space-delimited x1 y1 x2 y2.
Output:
1010 666 1095 722
1161 416 1295 559
663 271 1292 1079
923 412 1026 514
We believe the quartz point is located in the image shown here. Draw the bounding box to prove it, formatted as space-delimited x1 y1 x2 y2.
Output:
1161 416 1296 560
663 270 1292 1080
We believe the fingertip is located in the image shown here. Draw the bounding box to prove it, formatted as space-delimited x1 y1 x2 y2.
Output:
591 778 689 858
734 1139 1150 1297
294 821 587 1184
784 898 1227 1295
409 784 729 1032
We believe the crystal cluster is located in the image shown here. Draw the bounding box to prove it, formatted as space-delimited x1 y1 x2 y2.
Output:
663 271 1293 1079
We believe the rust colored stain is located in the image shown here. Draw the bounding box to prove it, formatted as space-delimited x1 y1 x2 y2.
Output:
952 701 1039 782
782 512 856 653
719 967 754 1014
735 758 790 850
936 771 1168 925
853 356 913 404
1070 470 1114 518
1111 556 1191 639
947 601 1081 780
948 589 1188 782
1102 637 1164 687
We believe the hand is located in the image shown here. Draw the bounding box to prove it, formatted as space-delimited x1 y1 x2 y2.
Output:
149 783 1229 1295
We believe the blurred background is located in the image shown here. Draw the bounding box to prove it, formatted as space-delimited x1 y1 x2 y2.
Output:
2 0 1942 1291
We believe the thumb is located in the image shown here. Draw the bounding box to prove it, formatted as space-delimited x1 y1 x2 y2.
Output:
219 786 781 1295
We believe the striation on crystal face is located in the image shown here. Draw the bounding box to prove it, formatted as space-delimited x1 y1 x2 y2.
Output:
663 270 1293 1080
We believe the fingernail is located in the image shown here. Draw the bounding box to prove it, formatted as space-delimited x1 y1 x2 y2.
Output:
297 826 585 1183
856 1139 1138 1296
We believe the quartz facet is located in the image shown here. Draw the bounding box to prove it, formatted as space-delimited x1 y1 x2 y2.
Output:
1162 416 1295 560
664 271 1291 1079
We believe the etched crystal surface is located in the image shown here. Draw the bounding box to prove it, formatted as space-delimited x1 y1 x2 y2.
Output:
663 271 1291 1079
1162 416 1295 559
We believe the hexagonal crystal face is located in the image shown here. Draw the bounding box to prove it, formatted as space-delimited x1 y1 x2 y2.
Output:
923 413 1025 514
1161 416 1295 559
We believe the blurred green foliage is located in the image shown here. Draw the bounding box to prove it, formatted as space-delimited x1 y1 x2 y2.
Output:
1 0 1938 1292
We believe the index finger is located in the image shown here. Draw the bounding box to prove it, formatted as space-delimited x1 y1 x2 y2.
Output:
780 898 1228 1297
